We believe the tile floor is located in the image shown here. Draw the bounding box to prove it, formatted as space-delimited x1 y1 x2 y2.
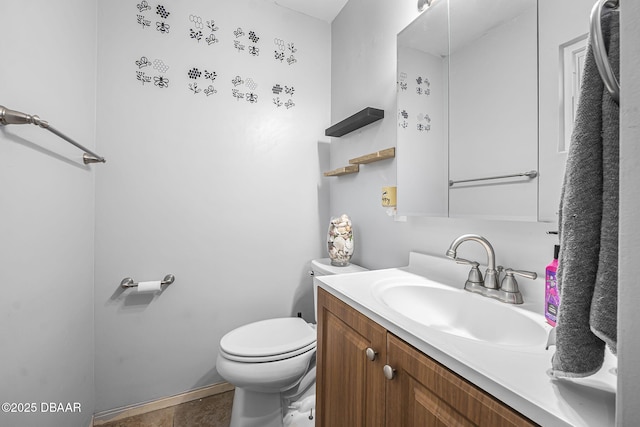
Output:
98 390 233 427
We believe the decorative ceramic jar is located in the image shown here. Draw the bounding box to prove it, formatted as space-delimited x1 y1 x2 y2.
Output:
327 214 354 266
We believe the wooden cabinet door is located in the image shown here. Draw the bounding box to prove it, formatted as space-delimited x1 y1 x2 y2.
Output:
316 288 387 427
385 334 537 427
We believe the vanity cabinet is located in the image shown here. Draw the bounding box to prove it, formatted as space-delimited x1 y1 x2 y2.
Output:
316 287 387 426
316 288 537 427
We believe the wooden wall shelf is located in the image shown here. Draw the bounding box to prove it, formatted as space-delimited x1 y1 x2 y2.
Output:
349 147 395 165
323 165 360 177
325 107 384 137
323 147 395 177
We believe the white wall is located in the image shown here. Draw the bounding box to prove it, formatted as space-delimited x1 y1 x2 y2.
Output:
94 0 330 412
617 1 640 424
0 1 96 426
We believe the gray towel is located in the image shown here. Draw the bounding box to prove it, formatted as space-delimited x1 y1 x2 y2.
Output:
551 11 619 378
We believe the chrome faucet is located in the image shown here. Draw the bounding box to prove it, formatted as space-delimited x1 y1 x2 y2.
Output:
446 234 500 289
445 234 536 304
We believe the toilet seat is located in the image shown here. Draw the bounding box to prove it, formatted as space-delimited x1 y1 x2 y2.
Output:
220 317 317 363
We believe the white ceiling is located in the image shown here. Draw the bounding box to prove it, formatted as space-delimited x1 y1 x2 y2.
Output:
271 0 349 23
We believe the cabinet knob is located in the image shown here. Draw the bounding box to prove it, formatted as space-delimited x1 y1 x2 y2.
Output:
365 347 377 361
383 365 396 380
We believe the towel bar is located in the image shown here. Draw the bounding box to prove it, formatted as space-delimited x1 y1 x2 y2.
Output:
589 0 619 104
0 105 106 164
449 170 538 187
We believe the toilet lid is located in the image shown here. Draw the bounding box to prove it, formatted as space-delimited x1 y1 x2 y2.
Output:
220 317 316 359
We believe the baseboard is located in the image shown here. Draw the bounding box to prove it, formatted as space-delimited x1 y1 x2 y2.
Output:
92 382 235 426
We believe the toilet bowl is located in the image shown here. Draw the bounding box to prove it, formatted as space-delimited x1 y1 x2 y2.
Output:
217 318 317 393
217 258 367 427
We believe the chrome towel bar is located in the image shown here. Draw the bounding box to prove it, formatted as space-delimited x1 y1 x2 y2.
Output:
120 274 175 289
449 170 538 187
0 105 106 164
590 0 619 104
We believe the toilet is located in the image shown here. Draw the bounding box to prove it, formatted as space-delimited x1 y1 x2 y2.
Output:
217 258 367 427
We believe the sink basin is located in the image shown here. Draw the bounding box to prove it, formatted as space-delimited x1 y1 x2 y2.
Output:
373 279 549 347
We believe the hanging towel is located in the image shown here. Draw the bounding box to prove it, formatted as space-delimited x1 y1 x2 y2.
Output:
550 10 619 379
590 9 620 354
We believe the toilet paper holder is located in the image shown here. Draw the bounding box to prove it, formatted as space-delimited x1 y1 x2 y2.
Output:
120 274 175 289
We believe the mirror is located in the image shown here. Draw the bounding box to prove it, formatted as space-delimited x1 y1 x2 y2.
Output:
396 0 449 217
397 0 594 222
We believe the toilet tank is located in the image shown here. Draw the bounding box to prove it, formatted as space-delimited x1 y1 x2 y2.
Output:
310 258 368 322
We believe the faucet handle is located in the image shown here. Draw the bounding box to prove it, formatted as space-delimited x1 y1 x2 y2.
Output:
500 268 537 293
454 257 479 268
508 268 537 280
454 258 485 292
454 258 482 282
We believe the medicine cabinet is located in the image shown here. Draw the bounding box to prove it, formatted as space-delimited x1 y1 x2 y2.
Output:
396 0 595 221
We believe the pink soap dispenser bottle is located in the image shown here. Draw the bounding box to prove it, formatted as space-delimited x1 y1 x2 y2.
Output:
545 245 560 326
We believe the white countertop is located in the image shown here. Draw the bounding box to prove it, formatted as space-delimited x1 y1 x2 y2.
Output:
316 252 617 427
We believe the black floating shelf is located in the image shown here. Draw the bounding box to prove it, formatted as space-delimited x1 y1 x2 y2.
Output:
325 107 384 137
